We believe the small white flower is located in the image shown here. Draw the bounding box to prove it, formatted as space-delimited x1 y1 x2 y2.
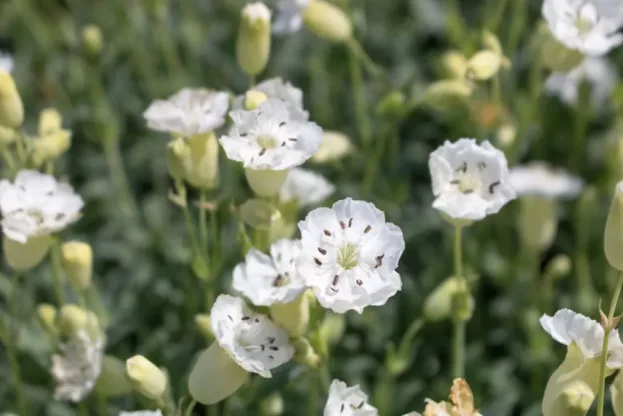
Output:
233 239 306 306
0 51 14 73
143 88 230 136
509 162 584 199
119 412 163 416
211 294 294 377
0 170 84 244
51 330 104 403
234 77 307 117
429 138 516 221
542 0 623 55
280 168 335 207
545 57 618 107
243 2 272 23
219 98 322 170
298 198 405 314
324 379 378 416
273 0 311 35
540 308 623 368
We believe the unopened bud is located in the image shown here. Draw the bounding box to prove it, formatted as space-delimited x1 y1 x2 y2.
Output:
0 71 23 129
549 380 595 416
37 303 57 334
292 337 322 367
466 50 501 81
194 314 213 341
605 181 623 271
236 2 271 76
441 50 467 79
497 123 516 148
303 0 352 43
240 198 281 230
270 292 310 337
59 304 100 339
482 30 503 56
61 241 93 292
425 80 472 110
312 131 354 163
376 91 406 118
260 392 284 416
423 276 474 322
125 355 168 400
544 254 571 281
0 125 15 146
82 24 103 56
245 168 289 198
3 235 52 271
244 90 268 111
186 132 220 189
166 137 191 181
39 108 62 136
32 129 72 165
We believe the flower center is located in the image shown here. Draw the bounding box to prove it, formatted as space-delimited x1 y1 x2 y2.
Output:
575 4 597 34
257 135 279 149
337 244 359 270
455 173 481 194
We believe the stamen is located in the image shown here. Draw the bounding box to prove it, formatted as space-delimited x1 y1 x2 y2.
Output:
356 279 363 286
339 221 346 229
364 225 372 234
314 258 322 266
340 404 345 413
354 402 365 409
463 189 474 194
478 162 486 170
227 315 233 322
267 337 276 344
272 275 283 287
288 138 298 142
456 162 467 173
324 229 332 236
281 142 286 147
489 181 501 194
348 218 353 227
450 180 460 185
269 346 279 351
332 275 340 286
242 316 251 321
240 133 248 137
318 247 327 255
259 148 267 156
375 254 384 268
279 122 286 127
268 355 274 360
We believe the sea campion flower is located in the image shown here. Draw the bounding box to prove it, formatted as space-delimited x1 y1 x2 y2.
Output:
324 379 378 416
273 0 310 34
429 138 516 222
298 198 405 313
280 168 335 207
143 88 230 137
51 330 105 403
509 162 584 199
0 51 14 73
233 239 306 305
542 0 623 55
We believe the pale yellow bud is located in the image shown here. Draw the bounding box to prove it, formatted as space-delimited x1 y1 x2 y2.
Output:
497 123 517 148
312 131 354 163
166 138 191 181
59 304 100 338
292 337 322 367
0 71 23 129
236 2 271 76
194 314 213 341
39 108 63 136
518 197 557 253
441 50 468 79
125 355 168 400
61 241 93 292
549 380 594 416
611 369 623 416
244 168 289 198
425 79 472 110
482 30 503 56
269 292 310 337
260 393 284 416
303 0 352 43
186 132 220 189
3 235 52 271
82 24 103 55
544 254 571 281
37 303 57 334
244 90 268 111
605 181 623 271
466 50 501 81
32 129 72 165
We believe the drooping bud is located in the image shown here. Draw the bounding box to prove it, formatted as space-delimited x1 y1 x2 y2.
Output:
425 79 472 111
466 50 501 81
185 132 220 189
59 304 101 339
82 24 103 56
125 355 168 400
60 241 93 292
605 181 623 271
376 91 406 118
244 90 268 111
0 70 23 129
269 292 310 337
312 131 354 163
303 0 352 43
194 314 213 341
518 197 557 253
166 137 191 181
441 50 468 79
244 168 289 198
37 303 57 334
236 2 271 76
3 235 53 271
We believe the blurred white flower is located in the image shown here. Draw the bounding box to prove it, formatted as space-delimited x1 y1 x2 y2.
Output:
429 138 516 221
324 379 378 416
233 239 306 306
545 57 618 107
0 170 84 244
0 51 14 73
219 98 322 170
280 168 335 207
52 330 104 403
540 308 623 367
542 0 623 55
313 131 355 163
273 0 311 34
298 198 405 314
234 77 306 115
211 295 294 377
119 412 163 416
509 162 584 199
243 1 272 22
143 88 230 136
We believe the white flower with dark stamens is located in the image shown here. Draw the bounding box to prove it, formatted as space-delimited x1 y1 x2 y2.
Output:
545 57 617 108
429 138 516 221
211 295 294 377
233 239 306 306
324 379 378 416
0 52 14 73
509 162 584 199
0 170 84 243
280 168 335 207
273 0 311 34
298 198 405 314
219 98 322 170
542 0 623 55
51 330 104 403
143 88 230 136
119 412 163 416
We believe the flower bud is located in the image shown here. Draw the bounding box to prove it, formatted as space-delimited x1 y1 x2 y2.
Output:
605 181 623 271
0 125 16 147
82 24 103 56
482 30 503 56
186 132 220 189
240 198 282 230
95 355 134 397
194 314 213 341
538 25 583 72
125 355 168 400
37 303 57 334
496 123 516 149
549 380 594 416
236 2 271 76
375 91 406 118
59 304 100 339
466 50 501 81
166 137 191 181
425 80 472 111
260 393 284 416
303 0 352 43
441 50 467 79
292 337 322 367
244 168 289 198
0 71 23 129
269 292 310 337
61 241 93 292
518 197 557 253
312 131 354 163
244 90 268 111
32 129 72 165
39 108 63 136
3 235 52 271
423 276 474 322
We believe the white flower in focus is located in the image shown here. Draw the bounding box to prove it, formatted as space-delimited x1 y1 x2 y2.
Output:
429 138 516 221
52 330 104 403
280 168 335 207
298 198 405 314
211 295 294 377
119 412 163 416
0 51 14 73
0 170 84 243
545 57 618 107
509 162 584 199
542 0 623 55
143 88 230 136
540 308 623 367
219 98 322 170
324 379 378 416
273 0 311 34
233 239 306 305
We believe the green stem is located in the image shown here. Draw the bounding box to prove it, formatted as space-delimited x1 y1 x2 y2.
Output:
102 138 140 222
596 272 623 416
210 203 220 273
199 191 209 254
50 242 66 306
2 150 15 174
249 75 256 88
486 0 510 33
348 41 371 149
571 85 591 171
98 392 109 416
309 369 319 416
78 400 89 416
176 181 202 257
452 225 466 379
505 0 527 57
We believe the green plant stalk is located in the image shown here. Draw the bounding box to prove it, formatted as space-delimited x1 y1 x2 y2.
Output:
98 391 108 416
452 225 466 379
309 369 319 416
486 0 510 33
50 242 66 306
348 41 371 149
102 137 140 223
596 272 623 416
199 191 209 254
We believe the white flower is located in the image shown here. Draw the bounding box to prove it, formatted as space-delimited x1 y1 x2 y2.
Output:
0 170 84 243
429 138 516 221
219 98 322 170
232 239 306 306
0 51 14 73
211 295 294 377
312 131 355 163
540 308 623 368
143 88 230 136
280 168 335 207
324 379 378 416
509 162 584 199
243 2 272 23
298 198 405 314
542 0 623 55
545 57 618 107
273 0 311 34
51 330 104 403
233 77 307 117
119 412 163 416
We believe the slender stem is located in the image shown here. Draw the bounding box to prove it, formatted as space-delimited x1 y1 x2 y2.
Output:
98 391 109 416
454 226 463 279
199 191 209 254
452 225 466 379
50 242 66 306
102 138 140 222
78 401 89 416
492 74 502 108
249 75 256 88
309 369 319 416
596 272 623 416
2 150 15 174
210 203 220 272
176 181 202 258
571 85 591 171
486 0 510 33
348 41 371 149
184 399 198 416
